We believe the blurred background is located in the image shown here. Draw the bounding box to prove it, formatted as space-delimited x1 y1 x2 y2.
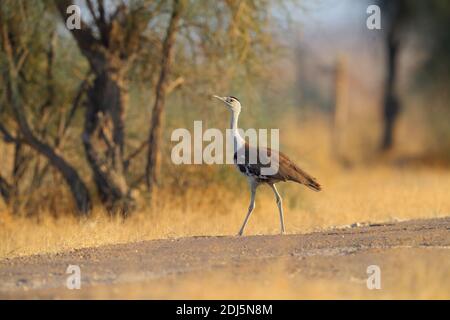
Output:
0 0 449 258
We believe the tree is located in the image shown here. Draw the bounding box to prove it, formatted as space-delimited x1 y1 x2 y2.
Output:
145 0 184 192
378 0 450 151
379 0 410 151
0 0 92 213
54 0 166 213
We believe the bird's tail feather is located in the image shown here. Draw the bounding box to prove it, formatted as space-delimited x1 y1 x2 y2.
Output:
290 166 322 191
305 177 321 192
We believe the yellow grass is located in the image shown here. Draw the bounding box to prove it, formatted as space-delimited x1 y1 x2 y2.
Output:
1 164 449 260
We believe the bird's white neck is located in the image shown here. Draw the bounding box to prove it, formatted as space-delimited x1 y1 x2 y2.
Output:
230 110 245 152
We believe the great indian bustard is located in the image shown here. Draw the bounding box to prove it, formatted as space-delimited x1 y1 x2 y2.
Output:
213 95 321 236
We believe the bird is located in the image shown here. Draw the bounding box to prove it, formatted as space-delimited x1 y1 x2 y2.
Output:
213 95 321 236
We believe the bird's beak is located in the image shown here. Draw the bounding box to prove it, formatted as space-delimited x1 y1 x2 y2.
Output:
212 95 226 103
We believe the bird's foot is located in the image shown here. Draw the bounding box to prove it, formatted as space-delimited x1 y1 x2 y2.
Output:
237 230 244 236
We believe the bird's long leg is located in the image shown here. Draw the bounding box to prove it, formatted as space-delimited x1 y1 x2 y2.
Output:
270 184 285 235
238 181 257 236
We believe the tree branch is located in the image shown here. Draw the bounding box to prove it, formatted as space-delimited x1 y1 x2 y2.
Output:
53 0 101 60
0 123 20 144
54 74 90 148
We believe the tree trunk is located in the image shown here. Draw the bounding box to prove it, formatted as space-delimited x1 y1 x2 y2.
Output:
380 0 404 151
54 0 140 214
7 81 92 214
145 0 183 192
83 62 134 213
381 32 400 151
0 175 11 204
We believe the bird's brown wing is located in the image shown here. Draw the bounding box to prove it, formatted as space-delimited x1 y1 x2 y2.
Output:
275 150 321 191
237 144 321 191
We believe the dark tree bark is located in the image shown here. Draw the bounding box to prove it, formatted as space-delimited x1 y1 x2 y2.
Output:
54 0 154 213
380 0 407 151
145 0 183 192
0 174 11 204
0 126 22 206
381 23 400 150
82 65 133 212
7 81 93 213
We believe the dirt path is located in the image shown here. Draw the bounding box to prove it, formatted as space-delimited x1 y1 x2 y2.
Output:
1 217 449 299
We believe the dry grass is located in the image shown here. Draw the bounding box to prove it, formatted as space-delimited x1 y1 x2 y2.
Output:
1 162 449 260
0 168 450 258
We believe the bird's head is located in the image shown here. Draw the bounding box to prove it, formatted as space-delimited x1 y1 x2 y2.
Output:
213 95 241 113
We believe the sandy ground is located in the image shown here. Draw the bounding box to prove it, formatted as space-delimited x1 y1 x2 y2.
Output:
0 217 449 299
